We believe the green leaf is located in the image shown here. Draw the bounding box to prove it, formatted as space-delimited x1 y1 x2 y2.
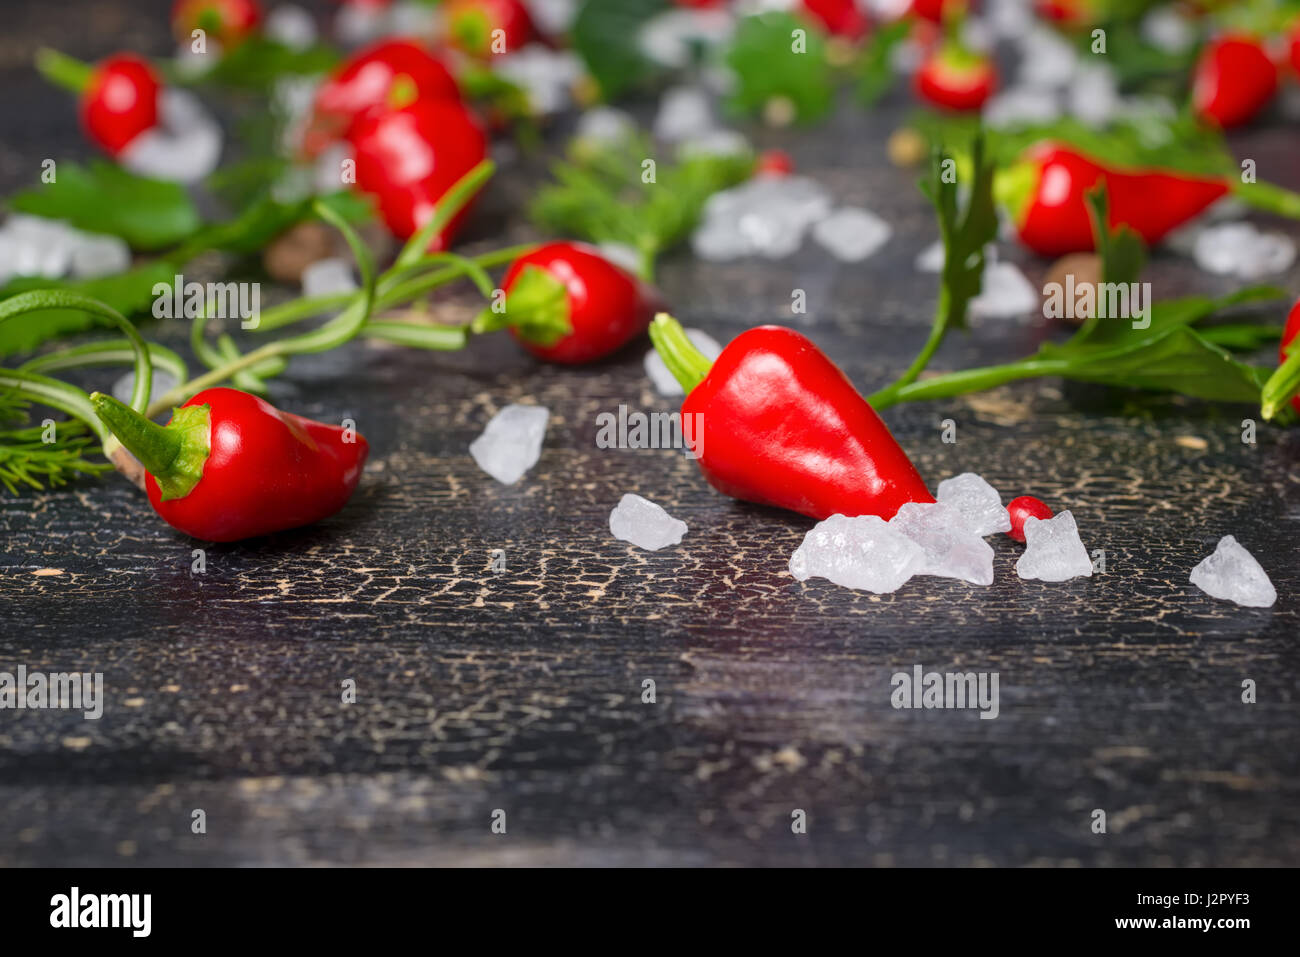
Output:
0 417 110 495
170 37 339 92
531 135 752 274
8 162 202 250
572 0 669 100
928 134 998 334
0 262 177 358
856 17 910 106
726 12 834 124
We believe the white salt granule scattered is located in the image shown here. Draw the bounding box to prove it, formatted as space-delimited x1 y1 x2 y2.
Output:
1189 535 1276 608
789 513 925 593
1016 510 1093 582
470 405 550 485
609 494 688 550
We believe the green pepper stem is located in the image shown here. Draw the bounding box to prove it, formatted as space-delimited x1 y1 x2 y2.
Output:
648 313 712 394
1260 344 1300 420
90 392 210 500
35 48 94 95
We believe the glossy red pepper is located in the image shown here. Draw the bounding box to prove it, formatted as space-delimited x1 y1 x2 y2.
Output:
1006 495 1053 542
649 316 934 521
911 0 972 23
1000 142 1229 257
172 0 263 49
91 388 368 543
801 0 869 40
445 0 535 58
499 242 666 364
1193 35 1277 129
755 149 794 177
915 46 996 111
347 98 487 250
1278 299 1300 415
304 39 460 156
1033 0 1095 26
80 54 161 156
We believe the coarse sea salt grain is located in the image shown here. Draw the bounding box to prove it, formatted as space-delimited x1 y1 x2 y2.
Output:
609 493 688 550
469 404 550 485
1015 509 1093 582
1189 535 1276 608
811 207 893 262
789 513 925 594
890 502 995 586
936 473 1011 537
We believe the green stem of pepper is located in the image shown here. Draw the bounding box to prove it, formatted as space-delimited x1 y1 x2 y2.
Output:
648 313 713 394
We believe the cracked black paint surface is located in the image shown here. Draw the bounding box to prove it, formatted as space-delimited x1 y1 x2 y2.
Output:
0 1 1298 866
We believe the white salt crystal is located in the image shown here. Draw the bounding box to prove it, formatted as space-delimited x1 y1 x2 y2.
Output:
1193 222 1296 280
936 472 1011 537
575 106 635 146
494 46 582 116
654 85 714 144
692 175 833 261
677 128 750 160
1141 7 1195 54
890 502 995 586
1016 510 1093 582
266 5 318 50
302 257 358 298
1189 535 1276 608
111 368 180 406
789 513 925 593
470 404 549 485
1069 65 1120 128
811 207 893 263
119 90 222 183
609 493 687 550
596 241 642 275
970 261 1038 320
526 0 579 37
915 239 945 272
644 328 722 396
984 86 1061 128
639 9 734 69
69 233 131 279
1018 26 1077 87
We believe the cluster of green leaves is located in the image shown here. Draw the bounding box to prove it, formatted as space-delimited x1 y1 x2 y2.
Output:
725 12 834 124
0 156 371 358
530 135 753 277
168 36 339 93
571 0 670 101
872 183 1291 418
0 394 108 494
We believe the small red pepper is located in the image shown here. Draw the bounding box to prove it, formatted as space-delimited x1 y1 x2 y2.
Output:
1192 34 1277 130
347 98 488 250
304 39 460 156
171 0 263 50
755 149 795 177
498 242 666 365
1033 0 1095 27
78 54 162 156
1278 299 1300 415
1006 495 1053 542
91 388 368 543
445 0 535 58
999 142 1229 257
649 315 933 521
910 0 972 23
915 45 997 112
800 0 869 40
1290 23 1300 77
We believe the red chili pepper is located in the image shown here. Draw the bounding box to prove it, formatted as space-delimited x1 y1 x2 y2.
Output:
1000 142 1229 257
911 0 973 24
79 54 162 156
755 149 795 177
649 315 933 521
1277 299 1300 415
90 388 368 543
1006 495 1053 542
445 0 535 58
347 98 487 250
1192 34 1278 129
801 0 869 40
500 242 666 364
305 39 460 156
915 45 996 112
172 0 263 49
1290 23 1300 76
1033 0 1095 26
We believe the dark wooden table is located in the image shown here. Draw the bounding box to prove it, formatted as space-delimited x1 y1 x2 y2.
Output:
1 2 1298 867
